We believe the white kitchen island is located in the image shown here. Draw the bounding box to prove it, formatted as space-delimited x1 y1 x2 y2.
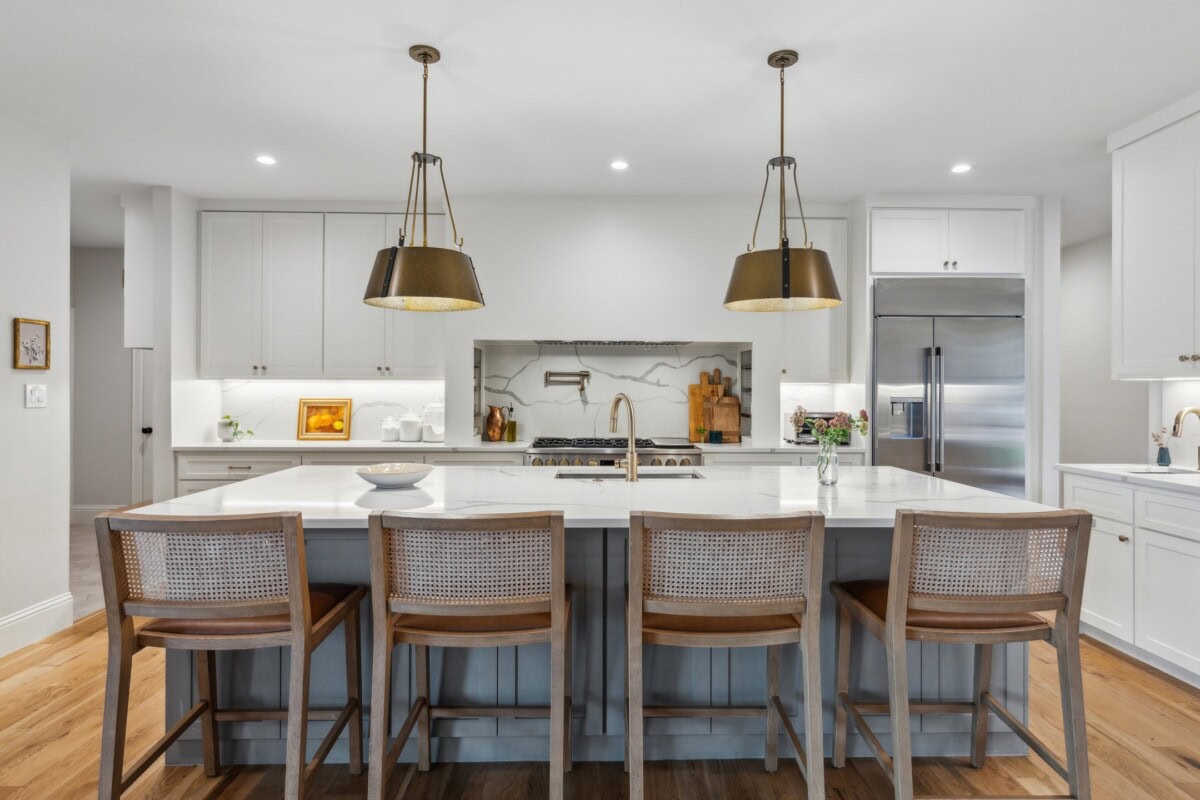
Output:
137 465 1051 767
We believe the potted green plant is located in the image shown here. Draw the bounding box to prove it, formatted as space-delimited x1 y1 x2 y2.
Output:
218 415 255 443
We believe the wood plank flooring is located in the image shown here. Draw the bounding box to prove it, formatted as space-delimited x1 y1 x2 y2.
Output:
0 612 1197 799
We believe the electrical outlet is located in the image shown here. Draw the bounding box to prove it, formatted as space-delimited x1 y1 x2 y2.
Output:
24 384 47 408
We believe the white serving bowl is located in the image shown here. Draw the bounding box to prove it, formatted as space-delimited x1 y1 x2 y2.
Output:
355 462 435 489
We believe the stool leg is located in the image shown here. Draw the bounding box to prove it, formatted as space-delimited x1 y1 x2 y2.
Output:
98 618 134 800
1056 619 1092 800
970 643 993 768
367 621 393 800
196 650 221 777
564 616 573 773
832 602 852 768
344 605 364 776
285 645 312 800
415 644 432 771
801 616 826 799
550 618 566 800
765 644 781 772
885 630 914 800
627 627 644 800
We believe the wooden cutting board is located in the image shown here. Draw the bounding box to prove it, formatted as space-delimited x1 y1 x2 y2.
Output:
704 396 742 443
688 382 723 441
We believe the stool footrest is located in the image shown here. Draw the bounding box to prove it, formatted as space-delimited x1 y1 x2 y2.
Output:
983 692 1069 781
430 705 551 719
121 700 209 791
214 707 350 722
837 692 894 782
304 699 360 782
769 695 809 782
642 705 766 719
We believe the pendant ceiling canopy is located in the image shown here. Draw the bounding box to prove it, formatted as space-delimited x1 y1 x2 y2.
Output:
724 50 842 313
364 45 484 312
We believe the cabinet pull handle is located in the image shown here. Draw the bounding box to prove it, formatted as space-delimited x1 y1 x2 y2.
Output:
1118 535 1130 543
227 465 253 470
1191 354 1200 361
951 261 958 269
943 261 950 269
377 366 383 372
252 365 259 372
260 365 267 373
1182 355 1191 362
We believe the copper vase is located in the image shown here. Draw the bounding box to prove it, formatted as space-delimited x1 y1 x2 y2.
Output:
485 405 506 442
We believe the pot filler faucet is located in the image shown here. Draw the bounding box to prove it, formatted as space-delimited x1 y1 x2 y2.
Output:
610 393 638 482
1171 406 1200 464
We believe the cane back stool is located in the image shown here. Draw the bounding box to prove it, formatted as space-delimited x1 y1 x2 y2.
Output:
94 507 368 800
367 510 571 800
625 511 827 800
830 509 1093 800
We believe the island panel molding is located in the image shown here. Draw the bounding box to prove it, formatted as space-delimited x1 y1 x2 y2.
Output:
140 465 1046 766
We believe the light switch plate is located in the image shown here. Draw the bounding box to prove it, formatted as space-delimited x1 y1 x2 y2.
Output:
24 384 47 408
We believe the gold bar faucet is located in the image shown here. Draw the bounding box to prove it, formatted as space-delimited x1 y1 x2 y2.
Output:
610 393 638 482
1171 407 1200 466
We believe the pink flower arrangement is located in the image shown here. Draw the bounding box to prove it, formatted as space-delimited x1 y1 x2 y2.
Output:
795 406 870 445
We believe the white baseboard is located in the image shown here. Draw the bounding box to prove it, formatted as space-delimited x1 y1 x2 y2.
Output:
0 593 74 657
71 504 119 525
1082 623 1200 689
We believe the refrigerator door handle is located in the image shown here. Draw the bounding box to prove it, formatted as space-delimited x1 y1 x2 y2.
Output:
935 346 946 472
925 348 935 473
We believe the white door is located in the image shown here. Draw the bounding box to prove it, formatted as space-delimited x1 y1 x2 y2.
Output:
780 218 849 382
1079 517 1134 642
1113 116 1198 378
200 212 263 377
870 209 949 273
261 213 325 378
946 210 1026 274
323 213 389 378
1134 527 1200 674
385 213 446 378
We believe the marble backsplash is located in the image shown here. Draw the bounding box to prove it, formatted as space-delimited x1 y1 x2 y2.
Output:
481 343 743 439
217 380 444 441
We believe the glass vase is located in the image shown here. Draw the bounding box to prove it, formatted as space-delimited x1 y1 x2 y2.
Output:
817 440 839 485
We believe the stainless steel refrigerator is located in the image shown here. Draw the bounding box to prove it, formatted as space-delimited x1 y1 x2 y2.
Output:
872 277 1026 497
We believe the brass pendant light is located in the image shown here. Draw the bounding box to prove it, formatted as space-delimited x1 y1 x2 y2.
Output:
364 45 484 311
724 50 841 312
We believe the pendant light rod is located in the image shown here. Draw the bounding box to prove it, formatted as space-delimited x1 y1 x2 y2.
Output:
421 53 429 246
779 64 786 247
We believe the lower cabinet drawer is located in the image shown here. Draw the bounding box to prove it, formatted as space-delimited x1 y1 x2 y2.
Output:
799 452 865 466
176 479 239 495
1062 474 1134 524
1135 489 1200 543
301 453 424 466
1134 527 1200 674
176 453 302 480
1080 517 1134 642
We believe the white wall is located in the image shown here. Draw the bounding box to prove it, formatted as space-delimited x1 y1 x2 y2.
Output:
70 247 132 516
1060 235 1149 463
0 106 73 654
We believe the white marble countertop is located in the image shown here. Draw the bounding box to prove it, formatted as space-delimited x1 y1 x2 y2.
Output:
173 440 532 452
1057 463 1200 494
138 465 1049 529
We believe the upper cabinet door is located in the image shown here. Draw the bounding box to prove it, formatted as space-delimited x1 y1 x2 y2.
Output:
200 212 263 377
323 213 389 378
384 213 447 378
780 218 850 382
261 213 324 378
1112 115 1199 378
946 209 1026 274
870 209 948 273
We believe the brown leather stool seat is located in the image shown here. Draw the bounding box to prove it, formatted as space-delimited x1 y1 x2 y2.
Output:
835 579 1048 632
143 583 356 636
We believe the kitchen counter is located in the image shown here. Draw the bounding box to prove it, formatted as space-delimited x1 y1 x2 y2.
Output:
173 439 531 452
148 465 1044 768
1056 463 1200 494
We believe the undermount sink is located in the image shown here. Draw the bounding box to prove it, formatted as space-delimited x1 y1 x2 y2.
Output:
1125 467 1199 474
555 469 704 481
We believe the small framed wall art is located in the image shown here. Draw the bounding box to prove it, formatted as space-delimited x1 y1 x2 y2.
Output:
297 398 352 440
13 318 50 370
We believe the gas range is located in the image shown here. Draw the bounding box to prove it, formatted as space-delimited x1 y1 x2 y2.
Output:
525 437 701 467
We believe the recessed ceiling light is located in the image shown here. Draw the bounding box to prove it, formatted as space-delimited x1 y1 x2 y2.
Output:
256 154 277 165
951 162 972 174
610 160 629 171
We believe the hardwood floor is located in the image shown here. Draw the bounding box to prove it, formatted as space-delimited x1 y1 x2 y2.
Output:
1 612 1197 799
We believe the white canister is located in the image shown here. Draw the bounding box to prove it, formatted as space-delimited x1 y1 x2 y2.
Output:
398 411 423 442
422 399 445 443
380 416 401 442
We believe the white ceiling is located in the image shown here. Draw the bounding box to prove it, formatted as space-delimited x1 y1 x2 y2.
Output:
4 0 1200 248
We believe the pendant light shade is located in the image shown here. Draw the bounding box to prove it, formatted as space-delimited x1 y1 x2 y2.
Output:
363 45 485 312
724 50 841 312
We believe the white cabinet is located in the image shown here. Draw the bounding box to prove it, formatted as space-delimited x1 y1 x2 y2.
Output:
1111 114 1200 378
1135 527 1200 675
1080 517 1134 642
200 212 324 378
322 213 445 379
870 208 1026 274
780 218 849 381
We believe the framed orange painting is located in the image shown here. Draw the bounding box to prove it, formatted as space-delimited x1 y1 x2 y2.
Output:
297 398 352 440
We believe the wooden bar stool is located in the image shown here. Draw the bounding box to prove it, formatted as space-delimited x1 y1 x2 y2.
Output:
367 510 570 800
94 508 368 800
626 511 827 800
830 509 1093 800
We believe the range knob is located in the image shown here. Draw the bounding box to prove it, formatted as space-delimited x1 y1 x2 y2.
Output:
558 457 571 466
572 457 583 467
651 458 663 466
544 459 556 467
680 457 692 466
587 458 600 467
666 458 678 467
531 457 543 466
